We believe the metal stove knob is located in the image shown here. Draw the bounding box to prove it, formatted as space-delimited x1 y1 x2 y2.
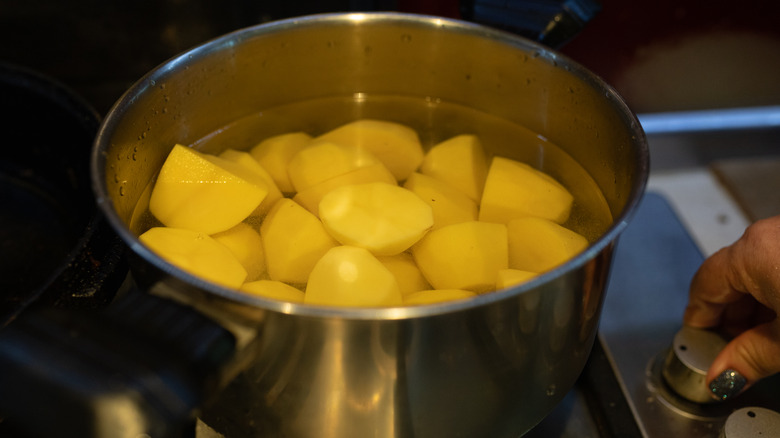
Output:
661 326 729 403
721 407 780 438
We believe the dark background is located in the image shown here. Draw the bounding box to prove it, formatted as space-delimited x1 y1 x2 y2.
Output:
2 0 779 116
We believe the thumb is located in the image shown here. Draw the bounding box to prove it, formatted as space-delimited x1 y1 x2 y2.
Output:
707 319 780 401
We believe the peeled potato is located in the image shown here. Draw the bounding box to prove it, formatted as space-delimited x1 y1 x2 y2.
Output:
139 227 247 288
312 119 424 181
403 172 478 229
249 132 311 194
305 245 403 307
218 148 283 216
287 141 380 192
149 144 269 234
479 157 573 224
496 268 538 290
319 182 434 256
293 162 397 216
404 289 477 305
376 252 432 296
412 221 508 293
211 223 266 282
240 280 305 303
419 134 488 202
260 198 339 284
507 216 588 272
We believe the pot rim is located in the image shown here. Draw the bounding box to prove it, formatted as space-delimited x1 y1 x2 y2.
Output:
91 11 649 321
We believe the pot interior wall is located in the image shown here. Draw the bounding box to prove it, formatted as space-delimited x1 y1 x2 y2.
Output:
99 14 644 231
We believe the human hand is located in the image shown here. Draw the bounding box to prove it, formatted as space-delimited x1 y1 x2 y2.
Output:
683 216 780 401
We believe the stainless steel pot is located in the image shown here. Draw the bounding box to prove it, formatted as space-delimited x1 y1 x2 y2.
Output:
91 12 648 438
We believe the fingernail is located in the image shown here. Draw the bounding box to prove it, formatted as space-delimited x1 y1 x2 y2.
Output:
709 369 747 401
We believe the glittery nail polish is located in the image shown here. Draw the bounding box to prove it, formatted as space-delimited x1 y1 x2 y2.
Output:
709 369 747 401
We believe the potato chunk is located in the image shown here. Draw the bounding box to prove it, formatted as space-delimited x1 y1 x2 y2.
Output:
507 216 588 273
211 223 266 282
240 280 305 303
293 162 397 216
419 134 488 202
260 198 339 284
319 182 434 256
404 289 477 306
305 246 403 307
412 221 508 293
287 141 380 192
149 144 269 234
403 172 478 229
496 268 538 290
313 119 424 181
376 252 431 296
249 132 311 194
479 157 573 224
139 227 247 288
218 148 283 216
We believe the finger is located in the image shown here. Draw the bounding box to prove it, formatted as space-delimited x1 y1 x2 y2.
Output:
706 319 780 401
684 246 745 328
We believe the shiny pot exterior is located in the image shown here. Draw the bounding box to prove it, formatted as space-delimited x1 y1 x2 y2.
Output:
92 13 648 438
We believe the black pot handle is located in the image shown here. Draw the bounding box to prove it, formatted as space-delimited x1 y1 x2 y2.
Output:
0 288 236 438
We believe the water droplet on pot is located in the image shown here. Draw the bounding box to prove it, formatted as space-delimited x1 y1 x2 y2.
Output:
546 384 556 396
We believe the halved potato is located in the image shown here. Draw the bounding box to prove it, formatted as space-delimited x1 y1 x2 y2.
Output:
249 132 311 194
479 157 573 224
149 144 269 234
260 198 339 284
305 245 403 307
139 226 247 289
419 134 488 202
412 221 508 293
240 280 305 303
287 141 380 192
313 119 424 181
319 182 434 256
507 216 587 272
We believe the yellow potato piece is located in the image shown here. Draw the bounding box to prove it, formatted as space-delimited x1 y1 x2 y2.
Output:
313 119 424 181
211 223 266 282
249 132 312 194
496 269 538 290
319 182 434 256
479 156 573 224
149 144 269 234
305 246 403 307
260 198 339 284
419 134 488 202
293 162 397 216
287 141 380 192
218 148 283 216
139 227 247 289
412 221 508 293
404 289 477 306
376 252 431 296
507 216 588 273
240 280 305 303
403 172 478 229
